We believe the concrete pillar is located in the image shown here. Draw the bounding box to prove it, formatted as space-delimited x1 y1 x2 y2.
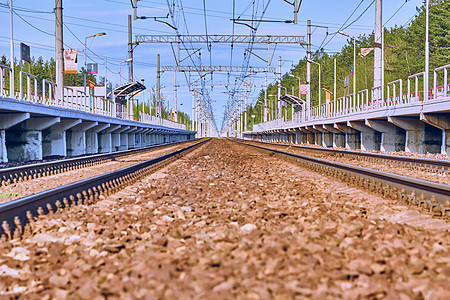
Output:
307 126 323 146
421 113 450 154
388 117 427 154
365 119 406 152
0 113 30 162
334 123 361 150
86 123 110 154
6 117 60 162
42 119 82 158
323 124 344 148
112 126 129 151
348 121 380 151
98 125 120 153
66 121 98 157
313 125 333 147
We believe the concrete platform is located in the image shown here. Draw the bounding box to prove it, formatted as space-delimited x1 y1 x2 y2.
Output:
0 96 195 162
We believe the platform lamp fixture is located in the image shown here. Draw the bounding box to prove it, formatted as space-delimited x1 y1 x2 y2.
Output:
84 32 106 94
119 58 133 86
337 31 356 104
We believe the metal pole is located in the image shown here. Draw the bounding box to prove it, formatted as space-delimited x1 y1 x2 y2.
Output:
55 0 64 104
9 0 14 98
424 0 429 102
334 57 336 102
174 71 178 122
244 81 247 131
192 83 195 131
84 38 87 94
105 57 107 114
382 26 385 102
128 15 133 82
307 20 311 118
278 56 281 119
353 37 356 106
156 54 161 117
119 62 122 86
264 73 268 122
374 0 382 99
318 63 321 106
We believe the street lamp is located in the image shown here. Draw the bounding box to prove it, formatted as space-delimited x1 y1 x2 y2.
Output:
307 60 321 106
338 30 356 103
119 58 133 86
289 74 301 98
84 32 106 93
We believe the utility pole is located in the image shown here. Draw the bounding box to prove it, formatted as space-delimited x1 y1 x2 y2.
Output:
128 15 133 82
374 0 382 99
9 0 14 98
244 81 248 132
278 56 281 119
128 15 134 119
306 20 311 119
191 83 195 131
55 0 64 104
174 71 178 122
156 54 161 118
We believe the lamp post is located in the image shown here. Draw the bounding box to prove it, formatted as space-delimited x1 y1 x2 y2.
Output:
289 74 301 99
338 31 356 104
119 58 132 86
307 60 321 106
84 32 106 93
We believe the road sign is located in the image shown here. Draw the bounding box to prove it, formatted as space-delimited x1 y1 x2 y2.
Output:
251 115 255 118
344 76 349 87
350 65 354 75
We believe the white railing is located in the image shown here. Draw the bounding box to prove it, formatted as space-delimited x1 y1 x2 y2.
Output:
356 89 369 112
407 72 425 103
250 63 450 133
0 64 12 98
0 66 187 131
387 79 403 106
42 79 57 106
19 70 38 102
140 112 186 130
434 64 450 99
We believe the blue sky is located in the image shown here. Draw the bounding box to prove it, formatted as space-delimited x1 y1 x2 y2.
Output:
0 0 425 128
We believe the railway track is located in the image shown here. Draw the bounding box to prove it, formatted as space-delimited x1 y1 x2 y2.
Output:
0 140 198 186
243 139 450 177
0 139 210 240
235 139 450 219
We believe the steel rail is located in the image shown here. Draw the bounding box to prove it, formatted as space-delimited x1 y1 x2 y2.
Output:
243 139 450 171
0 139 210 239
236 140 450 218
0 139 198 186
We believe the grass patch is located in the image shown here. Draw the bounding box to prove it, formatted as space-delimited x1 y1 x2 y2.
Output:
0 193 21 198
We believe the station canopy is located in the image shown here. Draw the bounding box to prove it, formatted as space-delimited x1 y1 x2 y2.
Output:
280 94 305 107
113 81 146 104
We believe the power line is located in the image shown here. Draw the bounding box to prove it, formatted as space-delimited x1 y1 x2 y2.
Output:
384 0 410 27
